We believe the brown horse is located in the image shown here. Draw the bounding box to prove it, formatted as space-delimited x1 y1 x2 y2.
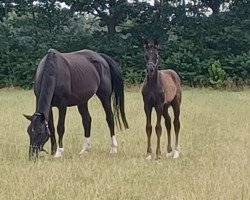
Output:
24 49 128 160
141 40 182 160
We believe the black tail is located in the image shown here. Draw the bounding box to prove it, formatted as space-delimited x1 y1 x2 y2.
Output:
99 53 129 130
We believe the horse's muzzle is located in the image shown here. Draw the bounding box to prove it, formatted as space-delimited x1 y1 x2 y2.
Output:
29 145 39 160
147 68 154 77
29 137 49 160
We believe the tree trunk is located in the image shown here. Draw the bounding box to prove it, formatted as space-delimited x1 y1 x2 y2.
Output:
5 0 8 18
107 19 116 35
207 0 221 14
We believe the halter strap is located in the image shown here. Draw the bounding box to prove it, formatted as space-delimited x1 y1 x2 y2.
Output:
147 59 159 68
34 112 43 116
34 112 51 136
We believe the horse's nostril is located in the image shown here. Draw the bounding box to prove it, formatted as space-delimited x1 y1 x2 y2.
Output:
147 68 154 73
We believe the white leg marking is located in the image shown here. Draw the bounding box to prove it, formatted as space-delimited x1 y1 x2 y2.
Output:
110 136 118 154
146 154 152 160
79 137 91 154
166 151 172 157
54 147 64 157
173 146 180 159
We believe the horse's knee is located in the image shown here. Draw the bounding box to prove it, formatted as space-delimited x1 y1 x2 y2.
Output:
146 125 152 134
155 125 162 135
165 119 171 129
174 118 180 126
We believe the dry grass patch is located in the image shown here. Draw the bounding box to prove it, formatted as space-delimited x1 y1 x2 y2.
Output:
0 88 249 200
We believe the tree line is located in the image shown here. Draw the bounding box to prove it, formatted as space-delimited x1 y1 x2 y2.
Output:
0 0 249 88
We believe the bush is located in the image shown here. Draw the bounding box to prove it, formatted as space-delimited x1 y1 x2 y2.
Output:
208 60 227 89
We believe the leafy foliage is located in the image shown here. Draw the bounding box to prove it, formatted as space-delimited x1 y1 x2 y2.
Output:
0 0 249 88
208 61 226 88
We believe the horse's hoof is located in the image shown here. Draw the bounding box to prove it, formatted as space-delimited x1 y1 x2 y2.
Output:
173 150 180 159
110 136 118 154
156 156 161 160
166 151 172 157
110 147 117 154
79 149 89 155
146 154 152 160
54 148 64 157
79 137 91 155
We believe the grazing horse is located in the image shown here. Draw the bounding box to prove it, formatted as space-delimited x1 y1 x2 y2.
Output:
24 49 128 159
141 40 182 160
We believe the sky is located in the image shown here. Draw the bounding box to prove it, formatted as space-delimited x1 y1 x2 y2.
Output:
128 0 154 5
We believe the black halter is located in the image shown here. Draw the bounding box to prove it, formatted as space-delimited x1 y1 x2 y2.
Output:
29 113 51 159
34 112 51 136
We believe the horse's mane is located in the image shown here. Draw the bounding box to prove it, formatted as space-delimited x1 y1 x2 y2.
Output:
36 49 57 119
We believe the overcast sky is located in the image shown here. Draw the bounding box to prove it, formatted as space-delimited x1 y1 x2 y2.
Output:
128 0 154 5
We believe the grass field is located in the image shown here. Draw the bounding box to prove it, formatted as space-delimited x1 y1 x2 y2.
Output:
0 88 249 200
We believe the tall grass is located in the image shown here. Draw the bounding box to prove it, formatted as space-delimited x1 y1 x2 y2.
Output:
0 88 249 200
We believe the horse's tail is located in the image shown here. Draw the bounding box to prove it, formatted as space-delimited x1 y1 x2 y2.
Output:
99 53 129 130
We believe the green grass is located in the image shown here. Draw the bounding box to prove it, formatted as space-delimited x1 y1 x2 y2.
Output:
0 88 249 200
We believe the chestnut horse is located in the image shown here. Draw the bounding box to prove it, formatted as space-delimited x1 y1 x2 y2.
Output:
141 40 182 160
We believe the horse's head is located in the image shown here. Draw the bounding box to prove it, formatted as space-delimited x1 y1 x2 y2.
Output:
143 39 159 77
23 113 50 160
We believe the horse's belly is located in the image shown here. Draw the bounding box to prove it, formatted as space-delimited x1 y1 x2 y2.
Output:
69 74 99 105
67 88 97 106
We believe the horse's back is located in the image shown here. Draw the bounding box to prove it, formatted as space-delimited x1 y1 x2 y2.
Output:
61 50 106 104
35 49 108 106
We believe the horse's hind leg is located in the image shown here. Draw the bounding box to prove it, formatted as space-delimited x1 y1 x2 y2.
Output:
49 108 57 155
172 99 181 159
163 105 172 157
78 102 92 154
54 107 67 157
97 94 117 154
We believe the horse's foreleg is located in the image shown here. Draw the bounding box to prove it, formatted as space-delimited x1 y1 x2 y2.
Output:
49 108 57 155
144 105 153 160
54 107 67 157
78 103 92 154
155 106 163 160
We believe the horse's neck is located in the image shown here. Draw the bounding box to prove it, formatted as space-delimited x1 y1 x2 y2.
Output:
36 53 57 120
147 71 158 86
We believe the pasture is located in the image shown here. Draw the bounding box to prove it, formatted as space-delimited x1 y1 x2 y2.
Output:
0 88 249 200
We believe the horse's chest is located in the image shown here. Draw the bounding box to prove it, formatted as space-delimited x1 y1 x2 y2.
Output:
143 90 165 106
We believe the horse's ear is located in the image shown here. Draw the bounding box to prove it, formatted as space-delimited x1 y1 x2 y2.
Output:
23 114 33 121
143 40 149 49
154 39 159 49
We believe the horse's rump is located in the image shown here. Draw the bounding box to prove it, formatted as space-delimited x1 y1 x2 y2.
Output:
159 69 181 104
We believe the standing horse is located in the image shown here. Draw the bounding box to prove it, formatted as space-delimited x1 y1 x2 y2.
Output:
24 49 128 159
141 40 182 160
